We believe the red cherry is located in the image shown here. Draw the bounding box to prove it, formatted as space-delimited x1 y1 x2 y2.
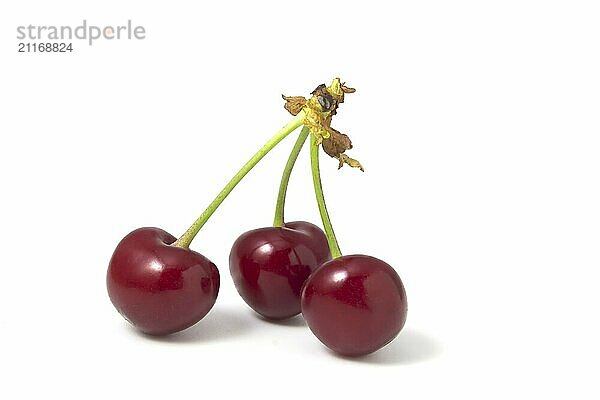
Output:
107 227 220 335
301 255 407 356
229 221 330 320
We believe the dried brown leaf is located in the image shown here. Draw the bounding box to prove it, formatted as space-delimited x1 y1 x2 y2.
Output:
322 128 352 158
282 95 307 115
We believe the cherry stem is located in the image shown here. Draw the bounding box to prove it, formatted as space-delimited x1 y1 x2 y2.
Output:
174 111 306 249
273 126 310 227
310 135 342 258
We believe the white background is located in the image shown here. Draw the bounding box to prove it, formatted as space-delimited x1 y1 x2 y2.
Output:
1 1 599 398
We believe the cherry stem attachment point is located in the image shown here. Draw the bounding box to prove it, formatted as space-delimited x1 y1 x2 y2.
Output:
174 111 306 249
273 126 310 227
310 135 342 258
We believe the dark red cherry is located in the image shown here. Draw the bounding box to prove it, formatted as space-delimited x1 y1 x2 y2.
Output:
107 227 220 335
301 255 407 356
229 221 330 320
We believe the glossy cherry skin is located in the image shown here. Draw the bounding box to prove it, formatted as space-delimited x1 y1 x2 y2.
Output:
301 255 407 356
107 227 220 335
229 221 330 320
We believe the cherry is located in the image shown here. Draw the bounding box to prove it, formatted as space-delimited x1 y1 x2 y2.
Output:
229 221 330 320
298 106 408 357
301 255 407 357
107 227 220 335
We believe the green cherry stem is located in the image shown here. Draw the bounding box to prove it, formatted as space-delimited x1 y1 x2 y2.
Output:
310 135 342 258
174 111 306 249
273 126 310 227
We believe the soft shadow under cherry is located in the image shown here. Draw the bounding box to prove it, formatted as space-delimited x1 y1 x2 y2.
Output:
256 313 307 327
132 307 253 343
330 329 442 365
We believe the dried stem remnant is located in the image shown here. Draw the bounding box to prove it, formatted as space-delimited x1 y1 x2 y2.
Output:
282 78 363 171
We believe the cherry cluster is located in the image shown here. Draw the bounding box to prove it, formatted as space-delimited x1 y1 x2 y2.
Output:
106 79 407 357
